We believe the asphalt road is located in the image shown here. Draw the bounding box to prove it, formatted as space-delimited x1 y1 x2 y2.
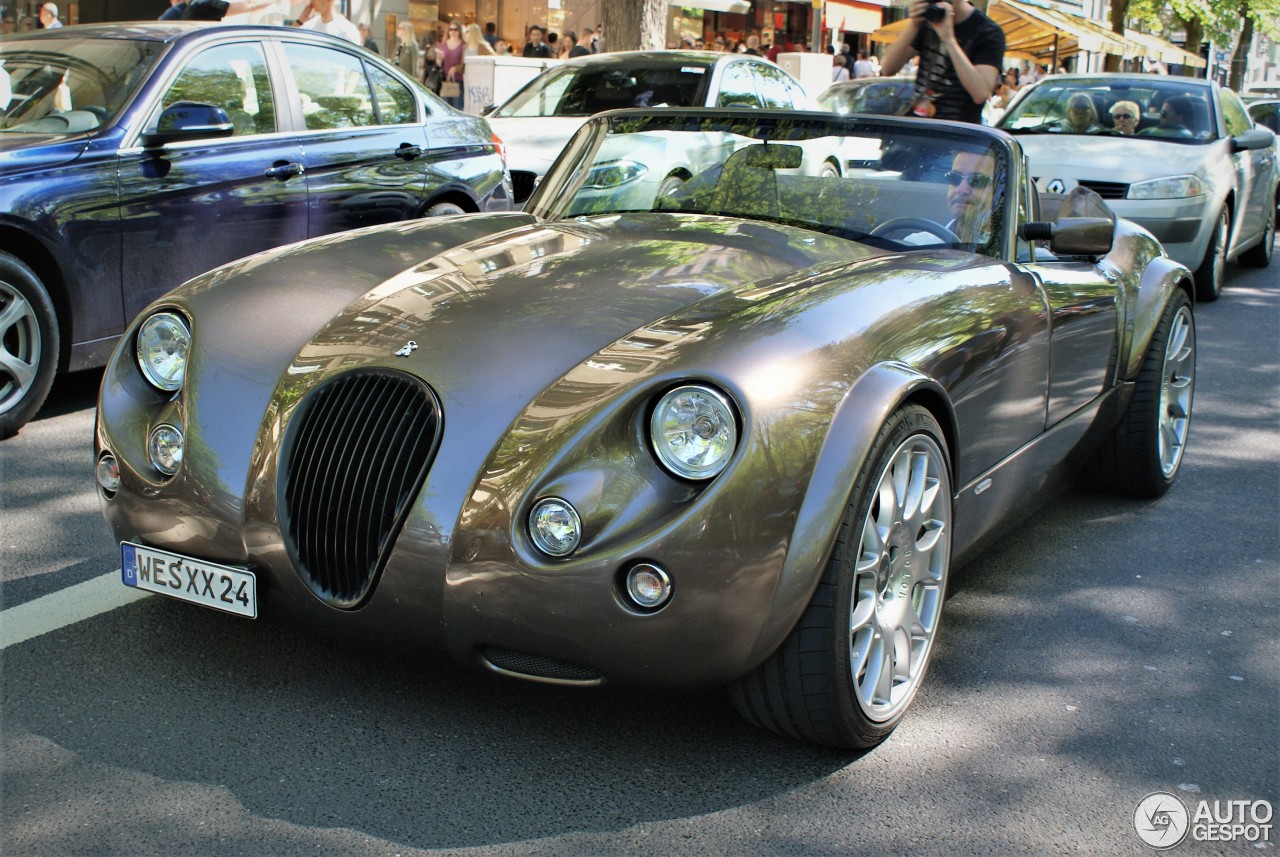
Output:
2 255 1277 856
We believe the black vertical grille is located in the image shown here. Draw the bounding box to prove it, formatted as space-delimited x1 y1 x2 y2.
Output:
282 370 441 609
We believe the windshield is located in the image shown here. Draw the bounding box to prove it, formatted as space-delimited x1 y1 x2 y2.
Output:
999 78 1216 142
0 37 163 133
493 62 713 118
529 111 1011 259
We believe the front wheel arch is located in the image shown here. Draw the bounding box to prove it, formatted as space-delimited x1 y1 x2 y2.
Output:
0 226 70 375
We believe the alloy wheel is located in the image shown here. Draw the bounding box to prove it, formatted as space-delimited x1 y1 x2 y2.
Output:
848 433 951 721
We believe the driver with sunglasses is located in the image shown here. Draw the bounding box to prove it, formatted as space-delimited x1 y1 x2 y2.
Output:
901 147 997 251
943 147 997 246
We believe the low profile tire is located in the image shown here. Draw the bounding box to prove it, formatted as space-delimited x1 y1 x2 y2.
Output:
819 160 841 179
1237 202 1273 268
729 405 953 749
1194 207 1229 301
0 252 59 440
1081 289 1194 497
424 201 467 217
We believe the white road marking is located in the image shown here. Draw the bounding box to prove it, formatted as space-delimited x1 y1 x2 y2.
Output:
1 572 148 650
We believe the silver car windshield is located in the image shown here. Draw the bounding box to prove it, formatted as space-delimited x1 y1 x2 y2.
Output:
531 111 1012 259
999 78 1216 142
492 63 713 118
0 37 164 133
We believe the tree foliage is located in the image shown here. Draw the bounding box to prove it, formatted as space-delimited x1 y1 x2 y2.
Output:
1104 0 1280 85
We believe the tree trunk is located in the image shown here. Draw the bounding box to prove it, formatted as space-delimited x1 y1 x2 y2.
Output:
1180 14 1203 78
1104 0 1129 72
1229 1 1252 91
601 0 668 51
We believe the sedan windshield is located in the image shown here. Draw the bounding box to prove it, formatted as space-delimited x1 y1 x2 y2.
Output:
999 78 1216 143
492 62 713 118
530 110 1011 260
0 37 163 133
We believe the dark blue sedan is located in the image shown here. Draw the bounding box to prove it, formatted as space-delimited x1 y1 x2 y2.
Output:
0 23 512 438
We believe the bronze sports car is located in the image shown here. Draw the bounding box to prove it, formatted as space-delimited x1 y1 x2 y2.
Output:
96 110 1197 749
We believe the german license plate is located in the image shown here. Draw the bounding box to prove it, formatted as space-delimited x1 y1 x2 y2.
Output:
121 542 257 619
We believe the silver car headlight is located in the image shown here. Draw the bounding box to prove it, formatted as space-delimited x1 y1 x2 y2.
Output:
136 311 191 392
1126 174 1210 200
649 384 738 480
582 159 647 189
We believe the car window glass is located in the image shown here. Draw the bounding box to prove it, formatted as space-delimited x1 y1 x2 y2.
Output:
154 42 276 137
718 62 761 108
0 37 163 133
1250 101 1279 133
364 62 417 125
282 43 375 131
1219 90 1252 137
494 63 710 117
752 63 795 109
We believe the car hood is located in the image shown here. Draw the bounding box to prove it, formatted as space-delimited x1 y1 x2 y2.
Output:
485 115 590 174
148 212 879 509
0 132 91 175
1015 134 1215 182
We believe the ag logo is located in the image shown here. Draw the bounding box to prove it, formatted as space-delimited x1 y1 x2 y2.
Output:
1046 178 1067 194
1134 792 1190 849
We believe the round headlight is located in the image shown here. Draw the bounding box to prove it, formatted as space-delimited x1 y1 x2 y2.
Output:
649 384 738 480
148 424 185 476
136 312 191 392
528 497 582 557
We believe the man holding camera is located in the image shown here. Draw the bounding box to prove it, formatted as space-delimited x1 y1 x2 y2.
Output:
881 0 1004 124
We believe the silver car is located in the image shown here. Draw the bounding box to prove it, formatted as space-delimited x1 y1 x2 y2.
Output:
998 73 1277 300
485 51 809 203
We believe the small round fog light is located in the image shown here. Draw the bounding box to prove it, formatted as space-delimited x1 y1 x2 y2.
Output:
528 497 581 557
148 424 185 476
96 454 120 494
625 562 672 610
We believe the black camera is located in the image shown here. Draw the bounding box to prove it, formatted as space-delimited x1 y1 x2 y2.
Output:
923 2 946 22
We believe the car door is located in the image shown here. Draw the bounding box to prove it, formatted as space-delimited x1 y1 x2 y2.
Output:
117 39 308 321
1017 190 1120 427
1220 88 1274 244
278 40 431 235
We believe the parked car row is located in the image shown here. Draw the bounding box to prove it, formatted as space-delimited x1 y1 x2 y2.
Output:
0 23 512 438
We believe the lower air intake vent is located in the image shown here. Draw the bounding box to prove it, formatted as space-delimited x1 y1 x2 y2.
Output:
482 646 604 684
282 370 441 609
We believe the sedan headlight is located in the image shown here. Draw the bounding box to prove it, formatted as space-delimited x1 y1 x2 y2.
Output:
1126 174 1210 200
136 311 191 392
649 384 738 480
582 159 647 189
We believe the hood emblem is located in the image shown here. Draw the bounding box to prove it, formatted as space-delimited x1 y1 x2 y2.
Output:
395 340 418 358
1046 178 1067 194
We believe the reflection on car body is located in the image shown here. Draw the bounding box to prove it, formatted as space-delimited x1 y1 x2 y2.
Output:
98 109 1198 750
0 23 511 438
